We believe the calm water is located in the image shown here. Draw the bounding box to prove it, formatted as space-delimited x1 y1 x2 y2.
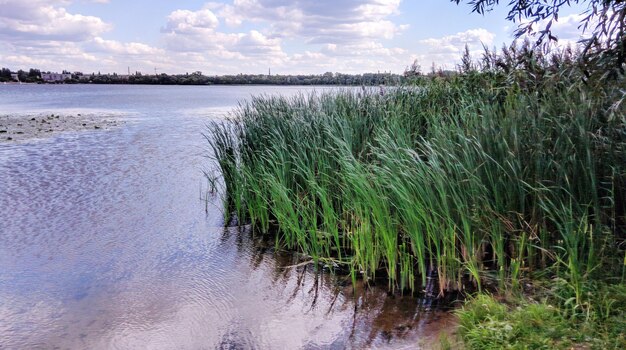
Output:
0 85 452 349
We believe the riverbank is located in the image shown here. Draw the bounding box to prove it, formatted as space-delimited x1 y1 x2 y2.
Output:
0 113 124 142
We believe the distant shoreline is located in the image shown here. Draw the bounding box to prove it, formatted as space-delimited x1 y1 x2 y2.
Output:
1 82 37 85
1 82 362 87
2 71 411 86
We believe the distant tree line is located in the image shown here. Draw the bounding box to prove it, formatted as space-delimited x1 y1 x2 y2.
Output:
82 71 405 86
0 68 42 83
1 68 408 86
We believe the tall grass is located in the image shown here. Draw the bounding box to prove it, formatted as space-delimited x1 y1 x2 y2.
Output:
207 44 625 298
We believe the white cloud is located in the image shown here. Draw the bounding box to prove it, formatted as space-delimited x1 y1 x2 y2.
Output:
233 30 284 57
214 0 406 44
418 28 496 68
322 41 405 57
160 7 287 66
0 0 120 72
91 37 163 55
0 0 111 42
164 9 220 33
149 1 412 74
0 41 99 72
421 28 495 49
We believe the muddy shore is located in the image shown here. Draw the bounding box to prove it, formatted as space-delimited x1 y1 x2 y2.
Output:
0 113 124 142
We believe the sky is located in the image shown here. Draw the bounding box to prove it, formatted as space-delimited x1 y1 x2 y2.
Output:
0 0 591 75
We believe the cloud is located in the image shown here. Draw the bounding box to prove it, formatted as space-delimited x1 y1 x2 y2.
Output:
322 41 405 57
160 7 286 65
419 28 497 69
164 9 220 33
0 41 99 71
215 0 407 44
233 30 284 57
0 0 125 72
150 1 412 74
0 0 111 42
91 37 164 56
421 28 495 51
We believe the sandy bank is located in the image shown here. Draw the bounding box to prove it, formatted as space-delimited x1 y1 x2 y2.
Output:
0 113 125 142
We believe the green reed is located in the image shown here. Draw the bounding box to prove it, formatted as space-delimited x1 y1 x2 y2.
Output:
208 54 625 296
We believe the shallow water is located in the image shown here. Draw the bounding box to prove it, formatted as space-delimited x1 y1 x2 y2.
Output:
0 84 453 349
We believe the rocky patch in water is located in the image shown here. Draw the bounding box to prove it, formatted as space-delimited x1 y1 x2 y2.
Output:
0 113 124 142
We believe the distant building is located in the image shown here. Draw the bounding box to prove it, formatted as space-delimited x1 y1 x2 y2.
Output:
10 73 18 81
41 72 72 82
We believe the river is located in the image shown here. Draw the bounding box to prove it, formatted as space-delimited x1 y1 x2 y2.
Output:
0 84 453 349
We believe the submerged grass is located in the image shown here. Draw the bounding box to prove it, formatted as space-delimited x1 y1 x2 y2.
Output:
207 45 625 312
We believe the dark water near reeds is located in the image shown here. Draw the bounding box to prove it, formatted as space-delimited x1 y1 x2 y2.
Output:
0 85 453 349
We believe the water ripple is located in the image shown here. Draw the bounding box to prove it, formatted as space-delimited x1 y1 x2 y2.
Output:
0 85 451 349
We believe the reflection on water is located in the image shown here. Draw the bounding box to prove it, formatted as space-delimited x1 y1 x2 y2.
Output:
0 85 455 349
220 227 457 349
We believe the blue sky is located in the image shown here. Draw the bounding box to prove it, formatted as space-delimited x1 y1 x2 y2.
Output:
0 0 589 74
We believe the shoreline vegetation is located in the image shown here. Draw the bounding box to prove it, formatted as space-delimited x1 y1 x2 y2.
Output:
208 42 625 349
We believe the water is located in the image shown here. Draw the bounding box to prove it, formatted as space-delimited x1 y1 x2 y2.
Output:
0 85 453 349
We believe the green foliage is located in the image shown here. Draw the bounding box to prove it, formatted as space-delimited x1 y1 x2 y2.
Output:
207 43 625 296
457 294 569 349
453 0 626 76
457 288 626 349
1 68 42 83
0 67 12 82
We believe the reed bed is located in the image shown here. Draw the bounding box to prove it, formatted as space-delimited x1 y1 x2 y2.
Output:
207 48 625 298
